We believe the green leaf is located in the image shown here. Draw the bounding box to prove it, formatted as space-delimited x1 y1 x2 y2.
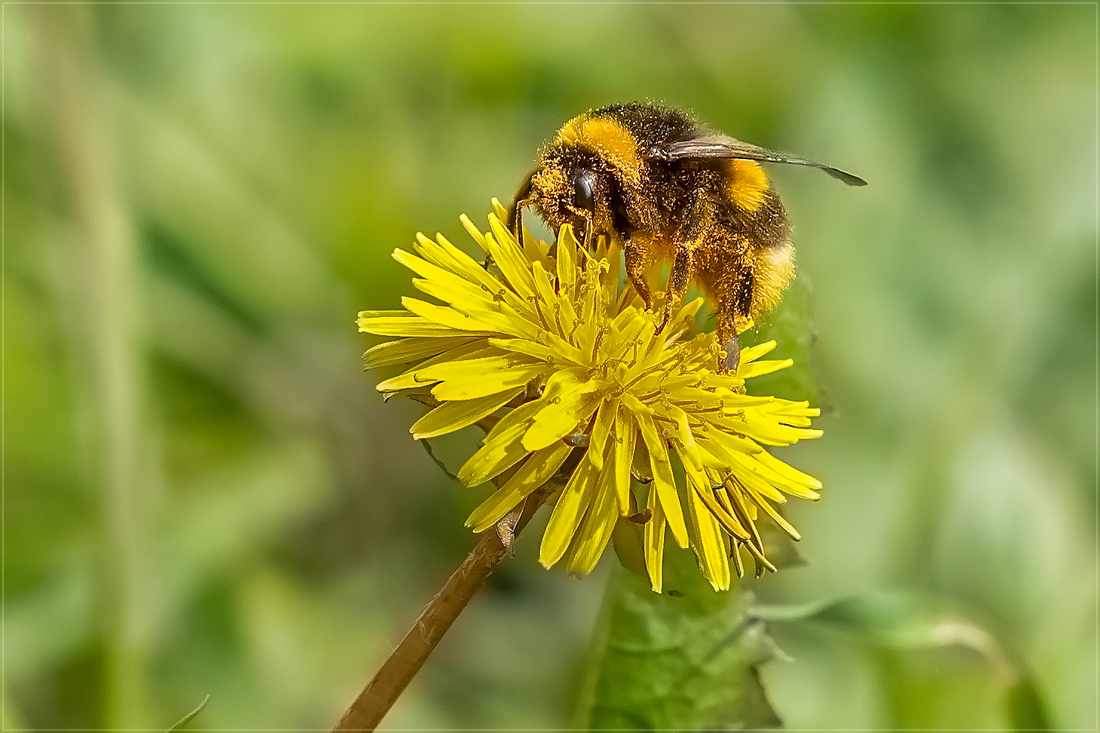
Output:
745 275 821 405
754 591 1052 731
574 546 782 730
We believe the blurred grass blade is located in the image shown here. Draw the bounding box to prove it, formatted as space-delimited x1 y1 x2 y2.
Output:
166 694 209 731
2 682 28 730
574 546 782 730
1005 675 1050 731
754 591 1052 730
37 5 153 727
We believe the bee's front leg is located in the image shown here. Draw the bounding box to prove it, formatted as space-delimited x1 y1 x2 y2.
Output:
623 235 653 310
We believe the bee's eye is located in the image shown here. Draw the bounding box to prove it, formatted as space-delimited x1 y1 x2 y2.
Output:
572 169 597 212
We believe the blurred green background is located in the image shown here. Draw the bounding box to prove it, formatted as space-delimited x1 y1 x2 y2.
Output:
7 3 1095 730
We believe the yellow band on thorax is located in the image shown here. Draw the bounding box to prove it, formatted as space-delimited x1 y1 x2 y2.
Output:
555 113 644 187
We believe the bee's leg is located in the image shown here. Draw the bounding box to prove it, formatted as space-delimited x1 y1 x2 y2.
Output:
714 270 754 374
715 309 742 374
657 192 713 334
656 244 694 334
721 330 742 374
623 236 653 309
571 211 595 250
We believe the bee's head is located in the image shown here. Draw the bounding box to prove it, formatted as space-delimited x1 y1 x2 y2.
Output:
508 149 617 248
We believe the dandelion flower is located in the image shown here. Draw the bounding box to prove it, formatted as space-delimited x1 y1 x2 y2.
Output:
358 201 823 592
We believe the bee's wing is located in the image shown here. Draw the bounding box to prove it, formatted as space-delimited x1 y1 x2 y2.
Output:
651 134 867 186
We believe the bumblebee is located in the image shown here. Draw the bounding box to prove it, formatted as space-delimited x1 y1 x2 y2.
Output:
507 103 865 372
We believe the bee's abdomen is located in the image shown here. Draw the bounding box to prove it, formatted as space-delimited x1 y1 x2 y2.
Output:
722 181 790 252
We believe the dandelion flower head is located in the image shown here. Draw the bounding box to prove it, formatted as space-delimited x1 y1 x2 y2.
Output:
358 200 823 592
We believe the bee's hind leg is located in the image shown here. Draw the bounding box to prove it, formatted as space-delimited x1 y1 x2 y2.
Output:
721 332 742 374
714 286 749 375
658 195 713 334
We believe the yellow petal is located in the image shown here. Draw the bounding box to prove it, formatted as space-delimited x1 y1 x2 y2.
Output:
357 309 407 321
539 459 600 568
639 317 670 365
362 336 477 370
720 393 779 409
486 218 538 301
522 370 601 451
644 488 667 593
587 397 619 470
678 450 750 540
517 216 551 262
771 400 820 417
466 442 573 532
755 448 823 491
616 276 642 312
772 413 814 429
401 297 495 333
696 431 763 473
566 460 619 576
573 267 604 353
554 285 582 343
665 404 703 471
728 451 789 504
418 356 545 401
741 482 801 540
611 410 637 515
686 478 731 591
555 223 579 297
490 198 510 227
405 290 540 341
621 391 654 416
737 358 794 380
600 238 622 307
457 401 542 486
376 343 499 393
410 387 523 440
738 340 777 364
635 413 689 549
427 228 541 323
530 260 564 338
460 437 528 489
358 313 471 338
610 308 649 347
459 214 490 255
413 232 461 272
650 372 701 394
487 337 556 363
663 297 704 341
722 481 764 548
395 248 494 310
713 412 822 446
737 453 820 500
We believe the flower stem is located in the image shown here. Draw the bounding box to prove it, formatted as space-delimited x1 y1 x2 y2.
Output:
332 494 545 731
